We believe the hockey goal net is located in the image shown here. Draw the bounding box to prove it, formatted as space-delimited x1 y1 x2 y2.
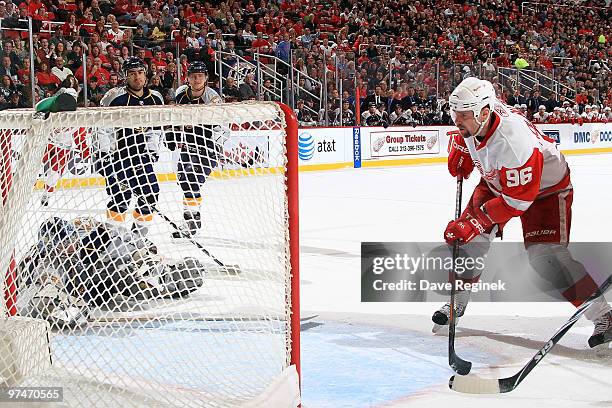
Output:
0 102 300 407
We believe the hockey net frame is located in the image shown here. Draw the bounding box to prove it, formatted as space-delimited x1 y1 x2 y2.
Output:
0 102 300 407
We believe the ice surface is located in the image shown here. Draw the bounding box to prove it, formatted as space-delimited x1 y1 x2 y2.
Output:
298 154 612 407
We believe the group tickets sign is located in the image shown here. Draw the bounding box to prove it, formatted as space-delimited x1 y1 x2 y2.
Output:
369 129 440 158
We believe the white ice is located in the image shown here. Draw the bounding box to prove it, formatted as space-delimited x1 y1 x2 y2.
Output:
16 153 612 407
299 153 612 407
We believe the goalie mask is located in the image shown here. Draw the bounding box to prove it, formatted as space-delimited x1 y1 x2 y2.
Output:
38 217 79 256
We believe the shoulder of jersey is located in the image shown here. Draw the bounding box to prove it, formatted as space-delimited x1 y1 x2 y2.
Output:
175 84 189 99
149 89 164 104
490 102 538 167
205 87 222 103
100 86 127 107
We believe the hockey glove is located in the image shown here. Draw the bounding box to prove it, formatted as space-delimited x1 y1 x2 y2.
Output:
447 130 474 179
444 207 493 245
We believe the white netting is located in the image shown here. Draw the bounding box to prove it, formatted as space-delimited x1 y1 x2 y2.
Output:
0 102 299 407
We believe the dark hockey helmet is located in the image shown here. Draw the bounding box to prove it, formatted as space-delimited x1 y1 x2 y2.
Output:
122 56 147 76
187 61 208 75
38 217 78 254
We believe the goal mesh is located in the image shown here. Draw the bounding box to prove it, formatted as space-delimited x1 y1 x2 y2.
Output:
0 102 300 407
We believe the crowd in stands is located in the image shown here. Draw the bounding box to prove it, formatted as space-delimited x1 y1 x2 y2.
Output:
0 0 609 126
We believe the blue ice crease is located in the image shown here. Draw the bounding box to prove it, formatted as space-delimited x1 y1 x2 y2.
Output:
301 321 499 408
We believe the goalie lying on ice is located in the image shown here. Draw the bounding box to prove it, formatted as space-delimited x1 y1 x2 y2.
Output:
16 217 207 327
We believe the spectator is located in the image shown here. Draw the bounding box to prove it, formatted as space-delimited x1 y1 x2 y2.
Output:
296 99 317 126
89 57 111 86
135 8 155 34
0 75 15 105
86 76 106 106
51 57 73 83
1 40 20 68
35 38 55 67
36 61 61 89
17 59 31 85
149 74 164 94
527 90 544 116
107 21 126 46
362 85 388 113
0 56 16 81
222 76 241 101
108 73 120 89
238 73 257 100
507 89 526 107
148 19 168 47
109 59 124 82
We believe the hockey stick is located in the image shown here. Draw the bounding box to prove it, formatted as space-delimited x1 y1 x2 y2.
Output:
448 175 473 376
450 273 612 394
155 209 241 275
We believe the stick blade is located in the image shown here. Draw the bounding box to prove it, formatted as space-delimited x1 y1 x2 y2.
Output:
450 354 472 375
449 375 501 394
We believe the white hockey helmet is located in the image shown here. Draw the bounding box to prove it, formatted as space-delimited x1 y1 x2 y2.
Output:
448 77 496 125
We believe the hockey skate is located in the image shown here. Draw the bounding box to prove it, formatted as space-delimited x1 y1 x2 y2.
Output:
432 291 470 334
588 310 612 348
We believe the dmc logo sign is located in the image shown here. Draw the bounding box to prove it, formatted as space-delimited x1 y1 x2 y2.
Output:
573 131 590 143
298 132 315 160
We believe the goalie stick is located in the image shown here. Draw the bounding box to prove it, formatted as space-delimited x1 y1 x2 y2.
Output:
450 273 612 394
448 175 473 376
155 208 241 275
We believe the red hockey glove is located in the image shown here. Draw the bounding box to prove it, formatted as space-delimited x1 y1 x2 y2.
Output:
444 207 493 245
447 130 474 179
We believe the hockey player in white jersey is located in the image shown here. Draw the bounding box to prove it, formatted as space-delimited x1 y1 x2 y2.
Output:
531 105 549 123
17 217 207 328
166 61 228 238
40 76 90 206
436 77 612 348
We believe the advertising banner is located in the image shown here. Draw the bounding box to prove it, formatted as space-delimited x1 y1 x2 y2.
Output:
297 128 350 165
369 129 440 158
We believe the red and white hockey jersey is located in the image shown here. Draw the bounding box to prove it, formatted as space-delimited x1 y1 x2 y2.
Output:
465 102 570 225
48 127 90 159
